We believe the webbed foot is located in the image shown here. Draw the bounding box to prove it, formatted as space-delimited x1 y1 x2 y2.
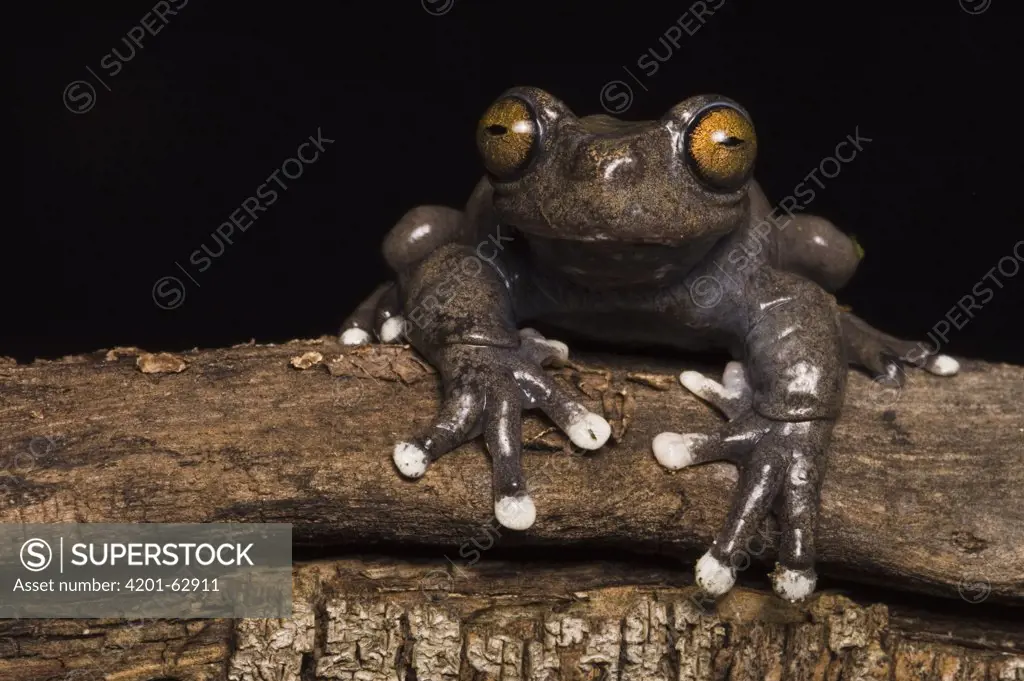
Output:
393 331 610 530
841 311 959 383
656 362 831 603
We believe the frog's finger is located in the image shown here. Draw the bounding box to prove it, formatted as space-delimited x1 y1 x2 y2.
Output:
697 436 788 597
652 411 763 471
722 361 752 403
679 362 752 420
392 380 483 480
513 362 611 451
483 374 534 530
773 436 823 603
340 282 392 345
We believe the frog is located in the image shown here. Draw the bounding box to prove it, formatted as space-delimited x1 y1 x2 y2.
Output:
339 87 959 602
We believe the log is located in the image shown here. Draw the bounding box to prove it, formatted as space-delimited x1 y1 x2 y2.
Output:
1 557 1022 681
2 339 1024 679
2 339 1022 603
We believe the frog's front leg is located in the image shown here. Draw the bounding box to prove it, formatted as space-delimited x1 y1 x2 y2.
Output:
654 269 845 602
391 243 611 530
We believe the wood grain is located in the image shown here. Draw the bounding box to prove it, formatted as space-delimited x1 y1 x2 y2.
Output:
1 339 1022 605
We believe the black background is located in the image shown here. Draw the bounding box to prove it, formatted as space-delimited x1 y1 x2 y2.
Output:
12 0 1023 364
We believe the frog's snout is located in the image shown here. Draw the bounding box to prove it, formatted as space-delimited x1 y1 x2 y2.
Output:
567 143 645 184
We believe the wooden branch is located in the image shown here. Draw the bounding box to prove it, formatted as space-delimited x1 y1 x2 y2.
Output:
1 339 1022 606
2 558 1022 681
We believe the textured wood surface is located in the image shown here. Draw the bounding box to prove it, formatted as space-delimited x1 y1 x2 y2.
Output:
2 339 1023 679
2 558 1022 681
1 339 1022 605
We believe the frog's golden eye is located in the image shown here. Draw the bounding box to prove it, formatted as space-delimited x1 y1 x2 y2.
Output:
476 96 539 180
683 104 757 192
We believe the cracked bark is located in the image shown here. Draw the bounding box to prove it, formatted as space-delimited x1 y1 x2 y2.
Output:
2 559 1022 681
1 338 1022 679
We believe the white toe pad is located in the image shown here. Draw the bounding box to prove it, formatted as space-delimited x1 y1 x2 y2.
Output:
380 316 406 343
566 412 611 450
538 339 569 360
494 495 536 530
341 328 371 346
695 551 736 597
773 567 817 602
929 354 960 376
652 432 708 470
393 442 428 479
680 371 737 403
722 361 748 393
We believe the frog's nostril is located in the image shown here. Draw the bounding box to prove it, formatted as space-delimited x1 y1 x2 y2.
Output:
486 125 507 136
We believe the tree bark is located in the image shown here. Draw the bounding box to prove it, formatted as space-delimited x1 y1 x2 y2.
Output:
1 557 1022 681
1 339 1022 679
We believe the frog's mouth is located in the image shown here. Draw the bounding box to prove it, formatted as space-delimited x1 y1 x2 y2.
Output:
518 230 726 290
491 184 748 247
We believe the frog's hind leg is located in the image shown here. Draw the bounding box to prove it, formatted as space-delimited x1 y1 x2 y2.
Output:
340 282 394 345
773 214 863 292
770 214 960 380
340 205 467 345
841 311 960 382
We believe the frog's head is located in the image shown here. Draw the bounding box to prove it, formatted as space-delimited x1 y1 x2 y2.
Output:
476 86 756 247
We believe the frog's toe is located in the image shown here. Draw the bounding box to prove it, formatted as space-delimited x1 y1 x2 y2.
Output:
923 354 960 376
841 312 961 380
651 422 753 471
379 316 408 343
679 363 751 420
510 357 610 451
652 432 709 470
393 441 429 479
695 551 736 597
494 494 536 530
394 378 485 481
518 327 570 365
340 327 372 346
341 281 397 346
772 566 817 602
566 411 611 450
722 361 750 397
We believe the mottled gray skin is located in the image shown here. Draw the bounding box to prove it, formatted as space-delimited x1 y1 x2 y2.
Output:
341 87 956 600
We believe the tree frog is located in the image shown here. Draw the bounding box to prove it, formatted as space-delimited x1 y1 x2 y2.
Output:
339 87 959 601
